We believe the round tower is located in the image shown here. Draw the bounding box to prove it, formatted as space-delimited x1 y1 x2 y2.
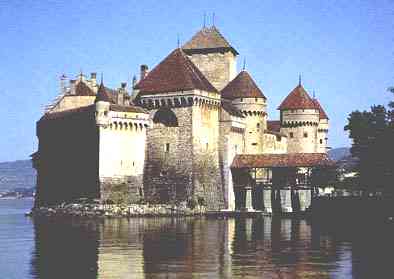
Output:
278 83 319 153
95 81 112 127
221 70 267 154
312 98 329 153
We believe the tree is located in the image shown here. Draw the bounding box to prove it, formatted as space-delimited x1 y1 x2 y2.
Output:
344 88 394 195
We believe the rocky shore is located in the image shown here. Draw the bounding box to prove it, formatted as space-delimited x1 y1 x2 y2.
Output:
29 202 207 218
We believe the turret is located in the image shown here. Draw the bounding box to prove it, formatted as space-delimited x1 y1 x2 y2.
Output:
221 70 267 154
312 98 329 153
95 80 112 127
278 82 320 153
182 26 238 91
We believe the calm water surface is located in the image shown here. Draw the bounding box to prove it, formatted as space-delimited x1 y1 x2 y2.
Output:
1 199 393 278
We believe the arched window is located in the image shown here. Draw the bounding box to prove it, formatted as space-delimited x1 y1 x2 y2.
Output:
153 107 179 127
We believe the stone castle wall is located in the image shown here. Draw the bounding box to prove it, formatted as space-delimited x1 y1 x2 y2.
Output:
34 108 100 207
143 106 194 203
187 51 236 91
192 102 224 209
98 109 148 203
219 108 245 210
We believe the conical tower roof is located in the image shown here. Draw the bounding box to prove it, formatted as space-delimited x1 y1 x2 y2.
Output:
95 81 114 103
278 84 316 110
182 26 238 55
221 70 266 100
312 98 329 120
135 48 217 95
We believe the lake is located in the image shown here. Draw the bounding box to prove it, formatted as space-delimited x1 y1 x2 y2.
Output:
0 199 393 278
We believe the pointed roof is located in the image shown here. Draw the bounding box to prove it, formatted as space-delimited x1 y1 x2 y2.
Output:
95 82 114 103
135 48 218 95
220 70 266 100
182 26 238 55
312 98 329 120
75 81 95 96
278 84 316 110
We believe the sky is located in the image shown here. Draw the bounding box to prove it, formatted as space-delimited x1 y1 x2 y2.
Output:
0 0 393 162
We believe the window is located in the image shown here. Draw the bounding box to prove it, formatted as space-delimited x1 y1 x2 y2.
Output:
257 123 260 129
255 98 258 102
240 98 243 102
252 143 258 146
104 111 108 116
290 132 294 138
276 135 281 142
320 139 323 144
304 132 308 138
165 143 170 152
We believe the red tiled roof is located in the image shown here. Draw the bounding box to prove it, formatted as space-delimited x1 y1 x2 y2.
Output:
75 81 95 96
221 71 266 100
231 153 334 168
267 120 281 133
312 98 329 120
135 48 218 95
182 26 238 55
278 84 316 110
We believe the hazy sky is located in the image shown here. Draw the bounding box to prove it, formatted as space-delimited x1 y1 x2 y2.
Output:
0 0 393 162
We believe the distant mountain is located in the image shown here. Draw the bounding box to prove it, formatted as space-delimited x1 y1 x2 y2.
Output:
328 147 351 161
0 160 36 191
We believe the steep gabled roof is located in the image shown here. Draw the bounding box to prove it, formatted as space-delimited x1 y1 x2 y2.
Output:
135 48 217 95
312 98 329 120
182 26 238 55
278 84 316 110
75 81 95 96
221 71 266 100
95 82 114 103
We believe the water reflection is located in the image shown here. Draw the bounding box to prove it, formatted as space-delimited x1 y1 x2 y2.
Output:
30 217 394 279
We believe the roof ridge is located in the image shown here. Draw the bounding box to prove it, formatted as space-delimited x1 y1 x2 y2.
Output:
135 48 217 95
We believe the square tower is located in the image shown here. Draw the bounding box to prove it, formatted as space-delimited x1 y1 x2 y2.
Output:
182 26 238 91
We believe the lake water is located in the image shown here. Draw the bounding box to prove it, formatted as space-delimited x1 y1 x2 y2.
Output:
1 199 393 279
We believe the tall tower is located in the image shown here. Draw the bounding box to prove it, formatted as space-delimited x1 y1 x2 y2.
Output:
221 70 267 154
278 83 320 153
135 48 224 209
182 26 238 91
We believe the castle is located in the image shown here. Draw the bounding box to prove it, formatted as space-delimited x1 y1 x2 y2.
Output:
32 25 331 211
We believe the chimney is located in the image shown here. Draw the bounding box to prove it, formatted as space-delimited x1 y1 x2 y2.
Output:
69 80 76 95
117 82 128 105
140 65 148 80
90 72 97 86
